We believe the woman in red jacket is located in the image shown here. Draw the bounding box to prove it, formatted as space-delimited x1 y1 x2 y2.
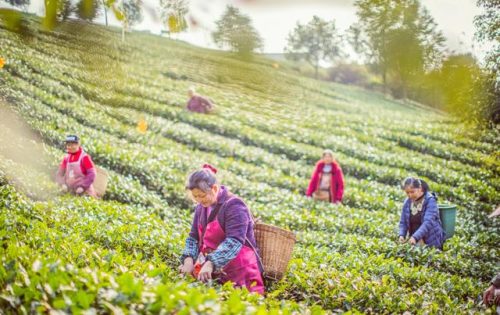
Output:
55 135 97 198
306 150 344 203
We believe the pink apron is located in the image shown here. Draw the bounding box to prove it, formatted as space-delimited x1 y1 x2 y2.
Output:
64 151 97 198
197 205 264 295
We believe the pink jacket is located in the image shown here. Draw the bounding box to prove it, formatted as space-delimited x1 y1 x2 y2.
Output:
306 160 344 203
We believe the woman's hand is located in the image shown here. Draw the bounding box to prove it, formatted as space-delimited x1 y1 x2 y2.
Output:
483 285 497 306
179 257 194 275
399 236 406 243
75 187 84 194
409 237 417 245
60 184 68 192
197 260 214 283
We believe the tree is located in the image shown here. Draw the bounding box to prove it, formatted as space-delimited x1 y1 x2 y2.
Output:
474 0 500 124
437 54 499 124
101 0 121 27
212 5 263 57
57 0 72 20
349 2 397 93
5 0 140 35
4 0 30 10
385 5 445 99
102 0 109 26
117 0 143 41
474 0 499 78
285 16 343 79
75 0 101 22
160 0 189 36
352 0 445 97
121 0 142 27
438 54 481 114
43 0 72 28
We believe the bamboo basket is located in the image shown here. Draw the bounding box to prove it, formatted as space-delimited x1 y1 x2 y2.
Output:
94 167 108 198
254 222 296 280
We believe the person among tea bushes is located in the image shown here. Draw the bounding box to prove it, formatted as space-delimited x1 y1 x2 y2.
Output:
186 86 214 114
306 149 344 203
398 177 445 249
483 272 500 309
483 209 500 310
55 135 97 198
179 164 264 294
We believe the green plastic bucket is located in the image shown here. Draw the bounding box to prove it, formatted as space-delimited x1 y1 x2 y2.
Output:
438 204 457 240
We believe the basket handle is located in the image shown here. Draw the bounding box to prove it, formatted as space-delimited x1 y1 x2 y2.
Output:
246 207 265 275
248 207 261 224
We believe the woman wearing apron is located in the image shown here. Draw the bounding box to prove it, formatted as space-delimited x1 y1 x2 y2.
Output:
55 135 97 198
306 149 345 204
179 164 264 294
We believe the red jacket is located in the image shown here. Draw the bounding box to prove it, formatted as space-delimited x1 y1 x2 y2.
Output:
55 147 95 189
306 160 344 203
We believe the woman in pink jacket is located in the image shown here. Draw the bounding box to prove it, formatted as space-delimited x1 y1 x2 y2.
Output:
306 150 344 203
179 165 264 294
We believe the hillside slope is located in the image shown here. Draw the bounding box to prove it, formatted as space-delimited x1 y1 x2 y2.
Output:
0 14 499 314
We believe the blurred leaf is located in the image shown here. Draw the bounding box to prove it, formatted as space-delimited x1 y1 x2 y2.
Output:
42 0 58 30
111 4 124 21
137 118 148 134
0 9 22 31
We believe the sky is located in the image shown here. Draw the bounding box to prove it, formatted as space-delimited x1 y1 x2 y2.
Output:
1 0 491 62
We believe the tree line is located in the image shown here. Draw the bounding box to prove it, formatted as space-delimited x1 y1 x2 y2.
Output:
1 0 498 126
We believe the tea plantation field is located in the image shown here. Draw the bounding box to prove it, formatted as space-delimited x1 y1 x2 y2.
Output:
0 14 499 314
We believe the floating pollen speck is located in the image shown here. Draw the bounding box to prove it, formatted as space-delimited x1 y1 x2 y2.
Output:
137 118 148 133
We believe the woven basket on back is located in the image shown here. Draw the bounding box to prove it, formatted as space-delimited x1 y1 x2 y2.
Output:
254 222 296 280
94 167 108 198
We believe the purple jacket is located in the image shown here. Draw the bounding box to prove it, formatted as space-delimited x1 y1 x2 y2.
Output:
188 186 258 249
187 95 213 113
